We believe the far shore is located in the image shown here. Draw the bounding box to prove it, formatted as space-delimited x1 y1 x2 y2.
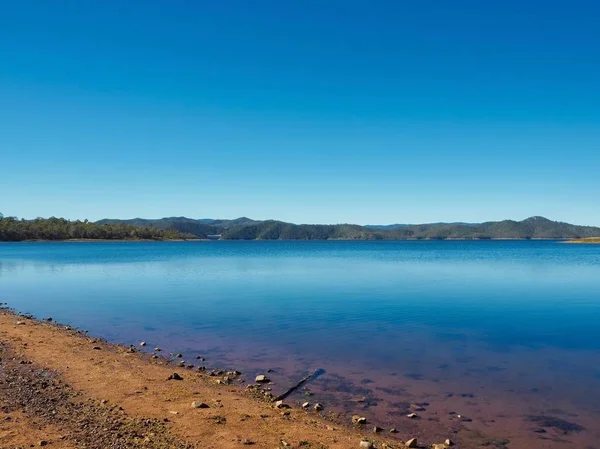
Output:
0 237 583 243
563 237 600 244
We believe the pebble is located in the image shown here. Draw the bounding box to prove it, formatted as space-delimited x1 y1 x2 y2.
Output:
45 317 53 322
140 341 146 347
177 361 185 367
389 428 398 433
167 373 183 381
16 321 25 325
445 439 455 446
275 400 290 409
407 413 418 419
314 403 323 411
196 356 205 361
405 438 418 448
151 355 158 359
191 401 209 409
92 346 101 350
255 374 270 383
359 440 374 449
154 347 161 352
38 441 48 447
352 415 368 425
373 426 382 433
176 353 183 358
302 401 310 409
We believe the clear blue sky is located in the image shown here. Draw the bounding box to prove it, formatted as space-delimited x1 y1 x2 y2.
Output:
1 1 599 225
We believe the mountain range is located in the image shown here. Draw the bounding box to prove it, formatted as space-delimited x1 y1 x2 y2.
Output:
96 216 600 240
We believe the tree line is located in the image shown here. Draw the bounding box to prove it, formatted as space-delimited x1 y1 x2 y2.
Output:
0 215 191 241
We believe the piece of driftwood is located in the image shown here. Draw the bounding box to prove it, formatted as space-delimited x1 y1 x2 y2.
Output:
275 368 325 401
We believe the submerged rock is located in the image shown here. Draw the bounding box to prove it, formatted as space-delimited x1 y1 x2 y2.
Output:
140 341 146 347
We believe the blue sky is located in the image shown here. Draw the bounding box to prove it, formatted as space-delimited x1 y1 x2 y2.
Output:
1 1 599 225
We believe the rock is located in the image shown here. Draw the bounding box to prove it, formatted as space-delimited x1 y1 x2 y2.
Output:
280 440 290 447
314 403 323 411
45 317 53 322
407 413 418 419
176 353 183 358
359 440 374 449
187 364 194 369
92 346 101 350
255 374 270 383
151 354 158 359
177 361 185 367
196 356 205 361
38 441 48 447
373 426 382 433
390 428 398 433
302 401 310 409
16 321 25 325
406 438 418 448
140 341 146 346
101 399 108 404
275 400 290 409
167 373 183 381
242 439 255 445
154 347 161 352
191 401 209 409
432 445 446 449
444 439 454 446
352 415 368 425
168 410 178 415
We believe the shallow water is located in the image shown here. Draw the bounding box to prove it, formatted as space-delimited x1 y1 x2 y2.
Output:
2 240 600 447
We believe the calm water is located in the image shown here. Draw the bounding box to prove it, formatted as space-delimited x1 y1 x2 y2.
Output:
2 241 600 448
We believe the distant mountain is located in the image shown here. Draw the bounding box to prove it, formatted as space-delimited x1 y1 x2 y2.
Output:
95 216 600 240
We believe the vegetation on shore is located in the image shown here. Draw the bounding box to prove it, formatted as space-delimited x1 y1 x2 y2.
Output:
0 215 192 242
566 237 600 244
3 214 600 242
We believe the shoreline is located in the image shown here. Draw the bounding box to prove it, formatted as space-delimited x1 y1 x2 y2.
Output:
0 307 452 449
0 237 576 243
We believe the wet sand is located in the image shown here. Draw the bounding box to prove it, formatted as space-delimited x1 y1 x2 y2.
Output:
0 309 452 449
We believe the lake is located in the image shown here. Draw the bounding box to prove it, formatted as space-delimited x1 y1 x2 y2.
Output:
1 240 600 448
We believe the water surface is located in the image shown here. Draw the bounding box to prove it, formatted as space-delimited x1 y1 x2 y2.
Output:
2 241 600 448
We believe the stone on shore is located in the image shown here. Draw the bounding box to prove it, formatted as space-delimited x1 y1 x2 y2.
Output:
255 374 270 383
352 415 368 425
359 440 374 449
314 403 323 411
167 373 183 381
140 341 146 346
302 401 310 409
444 439 454 446
406 438 418 448
407 412 418 419
191 401 209 409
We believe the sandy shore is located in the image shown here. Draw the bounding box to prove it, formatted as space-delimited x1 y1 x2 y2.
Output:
0 309 449 449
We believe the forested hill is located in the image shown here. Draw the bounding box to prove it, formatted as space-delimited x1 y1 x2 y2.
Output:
0 216 193 241
96 215 600 240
